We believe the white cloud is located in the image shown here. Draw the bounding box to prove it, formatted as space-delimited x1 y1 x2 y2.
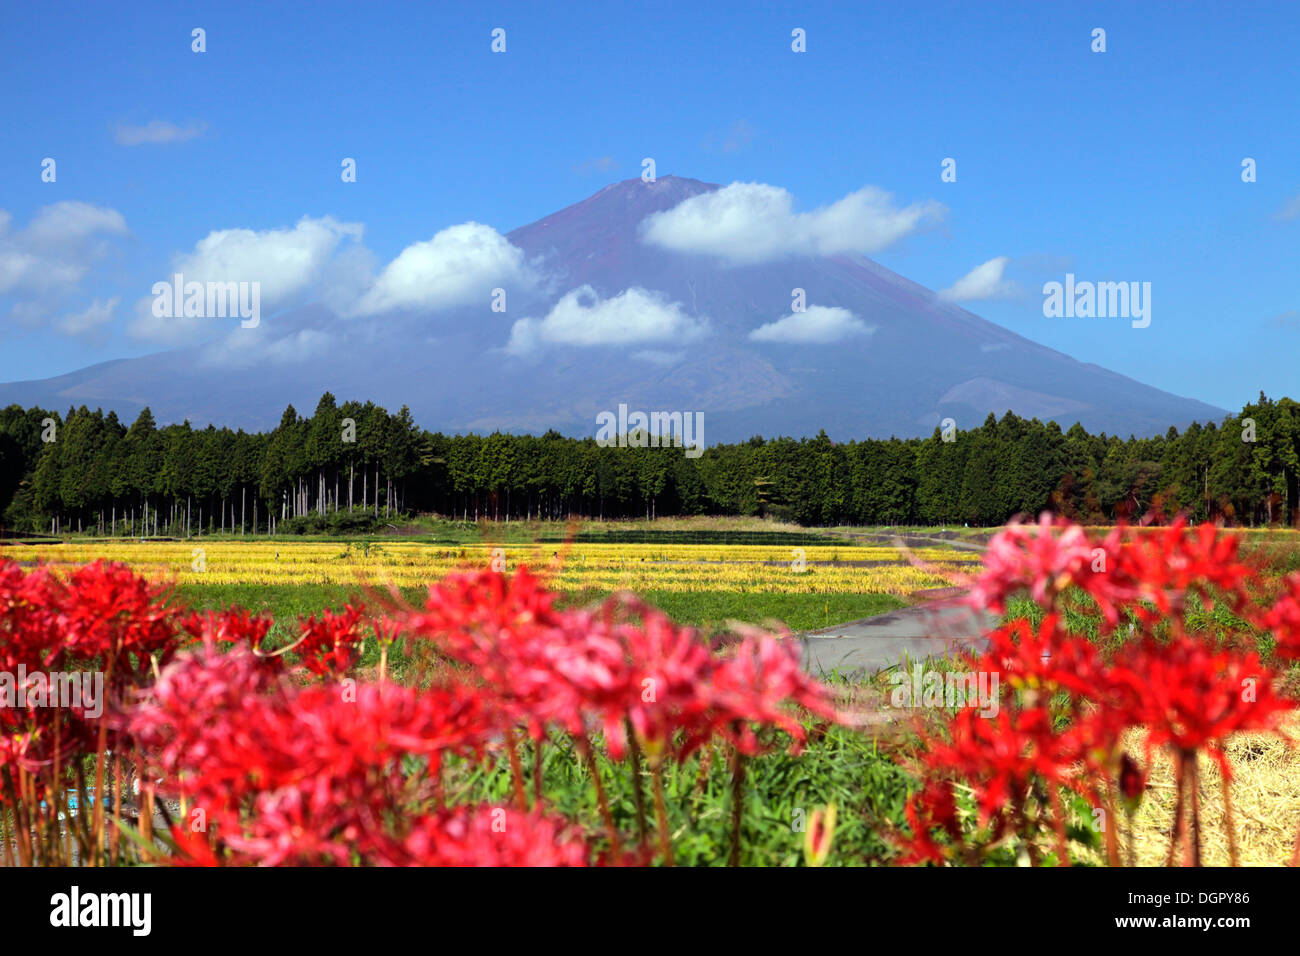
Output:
640 182 944 265
55 297 119 336
748 305 872 344
351 222 535 316
506 286 706 356
115 120 206 146
937 256 1021 303
0 202 128 334
173 216 363 305
26 203 128 247
0 201 127 295
129 216 364 343
199 327 336 368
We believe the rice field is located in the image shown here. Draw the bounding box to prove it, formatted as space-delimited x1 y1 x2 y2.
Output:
2 539 980 596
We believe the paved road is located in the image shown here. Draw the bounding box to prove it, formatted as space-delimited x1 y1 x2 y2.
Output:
825 530 990 552
800 598 996 678
799 529 995 677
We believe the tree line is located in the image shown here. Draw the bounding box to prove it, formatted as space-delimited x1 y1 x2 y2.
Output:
1 392 1297 535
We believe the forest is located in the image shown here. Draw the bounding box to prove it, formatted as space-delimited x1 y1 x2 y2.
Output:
1 392 1297 534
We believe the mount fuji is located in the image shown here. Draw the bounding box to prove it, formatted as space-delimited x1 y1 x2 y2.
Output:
0 176 1224 440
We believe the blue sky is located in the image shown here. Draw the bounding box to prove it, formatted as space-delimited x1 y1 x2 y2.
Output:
1 0 1297 412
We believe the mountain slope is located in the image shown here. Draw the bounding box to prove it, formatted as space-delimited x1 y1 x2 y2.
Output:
0 176 1224 440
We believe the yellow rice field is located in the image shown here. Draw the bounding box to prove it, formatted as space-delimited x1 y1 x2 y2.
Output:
2 540 980 595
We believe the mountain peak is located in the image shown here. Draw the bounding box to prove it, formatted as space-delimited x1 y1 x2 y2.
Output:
0 175 1226 442
604 173 718 199
509 175 717 240
506 175 719 283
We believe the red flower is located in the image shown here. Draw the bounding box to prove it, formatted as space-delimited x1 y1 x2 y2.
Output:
895 780 962 866
0 559 185 773
968 514 1107 615
293 604 368 676
918 704 1084 824
128 644 495 865
707 630 838 757
1105 635 1293 778
1255 572 1300 660
387 806 591 867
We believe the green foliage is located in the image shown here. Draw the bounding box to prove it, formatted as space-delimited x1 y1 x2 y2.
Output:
278 511 384 535
6 394 1300 535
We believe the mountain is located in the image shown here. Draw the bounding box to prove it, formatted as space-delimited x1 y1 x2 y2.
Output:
0 176 1225 440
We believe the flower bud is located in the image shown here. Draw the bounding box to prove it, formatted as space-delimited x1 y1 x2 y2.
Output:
803 804 837 867
1119 752 1146 813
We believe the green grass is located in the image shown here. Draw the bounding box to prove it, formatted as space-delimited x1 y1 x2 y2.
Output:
629 590 904 632
441 719 915 866
176 582 906 635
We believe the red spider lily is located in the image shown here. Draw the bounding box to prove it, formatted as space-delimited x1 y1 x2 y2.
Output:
1254 571 1300 659
974 614 1107 698
895 779 963 866
961 616 1138 784
1111 519 1256 622
127 646 494 865
0 561 61 668
900 515 1300 867
181 607 275 653
397 570 840 769
1 560 181 675
967 514 1106 615
52 561 183 671
387 806 591 867
401 567 614 736
123 642 286 807
916 702 1092 826
594 594 718 762
166 825 222 867
0 559 185 774
706 631 838 757
1105 635 1293 778
293 604 368 676
967 516 1258 632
